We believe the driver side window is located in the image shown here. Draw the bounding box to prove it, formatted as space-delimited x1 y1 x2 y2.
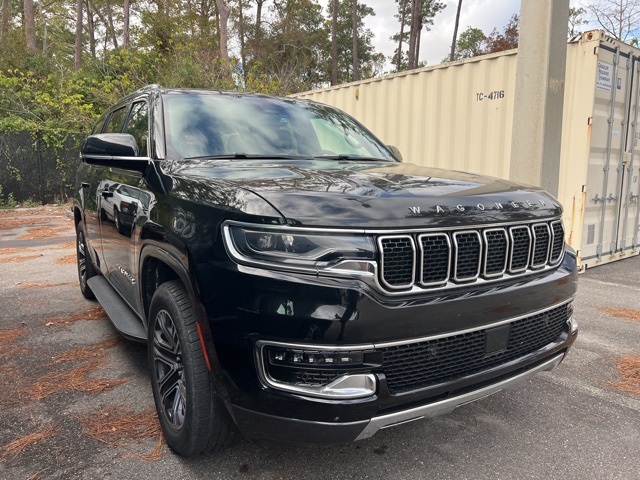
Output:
124 102 149 157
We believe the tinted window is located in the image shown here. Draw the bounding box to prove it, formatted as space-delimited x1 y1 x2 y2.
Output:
162 94 392 161
91 115 108 134
124 101 149 156
105 107 128 133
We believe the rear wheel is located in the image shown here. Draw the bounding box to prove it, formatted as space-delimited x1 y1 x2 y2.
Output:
148 280 231 456
76 222 96 300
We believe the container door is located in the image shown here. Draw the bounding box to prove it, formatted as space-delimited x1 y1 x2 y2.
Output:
615 56 640 256
581 45 636 266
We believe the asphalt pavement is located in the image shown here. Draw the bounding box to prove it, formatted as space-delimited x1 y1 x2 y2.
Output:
0 206 639 480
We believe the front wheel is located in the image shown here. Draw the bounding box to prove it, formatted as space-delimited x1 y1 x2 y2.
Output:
148 281 231 456
76 222 96 300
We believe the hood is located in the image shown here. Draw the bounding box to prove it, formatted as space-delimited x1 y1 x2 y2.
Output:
174 159 562 228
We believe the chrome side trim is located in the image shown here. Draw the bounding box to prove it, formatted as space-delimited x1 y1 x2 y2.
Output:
354 353 565 441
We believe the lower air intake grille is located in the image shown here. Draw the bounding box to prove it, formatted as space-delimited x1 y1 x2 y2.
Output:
379 303 570 394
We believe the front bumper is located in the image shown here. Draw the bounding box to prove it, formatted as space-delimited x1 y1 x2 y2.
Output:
229 348 571 443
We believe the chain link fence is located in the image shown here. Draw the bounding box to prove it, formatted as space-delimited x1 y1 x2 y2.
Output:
0 131 83 204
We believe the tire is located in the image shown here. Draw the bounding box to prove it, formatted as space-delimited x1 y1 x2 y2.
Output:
114 207 124 234
76 222 96 300
148 281 231 456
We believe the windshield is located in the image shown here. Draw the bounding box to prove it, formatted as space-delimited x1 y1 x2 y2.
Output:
162 93 393 161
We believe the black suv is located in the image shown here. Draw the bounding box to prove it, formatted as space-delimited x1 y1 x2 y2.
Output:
74 85 578 456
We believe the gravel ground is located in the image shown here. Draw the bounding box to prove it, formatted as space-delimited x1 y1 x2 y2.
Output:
0 206 639 480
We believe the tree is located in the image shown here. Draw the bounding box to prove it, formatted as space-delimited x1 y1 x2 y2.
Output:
123 0 130 48
390 0 445 71
331 0 338 85
74 0 83 70
568 7 588 38
447 26 485 61
23 0 37 53
449 0 462 62
484 13 518 54
1 0 9 47
216 0 231 60
583 0 640 42
351 0 358 81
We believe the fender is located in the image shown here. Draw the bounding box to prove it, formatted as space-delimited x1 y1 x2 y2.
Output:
138 240 232 403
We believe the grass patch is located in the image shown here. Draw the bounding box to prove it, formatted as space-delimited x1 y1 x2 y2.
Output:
609 354 640 396
52 337 120 364
601 307 640 323
0 425 57 462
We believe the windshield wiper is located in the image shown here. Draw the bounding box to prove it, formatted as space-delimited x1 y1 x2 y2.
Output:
313 154 387 161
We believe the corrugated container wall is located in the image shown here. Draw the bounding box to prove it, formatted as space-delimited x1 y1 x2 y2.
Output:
292 31 640 270
293 51 518 180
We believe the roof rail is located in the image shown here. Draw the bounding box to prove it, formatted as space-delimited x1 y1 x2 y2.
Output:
129 84 163 96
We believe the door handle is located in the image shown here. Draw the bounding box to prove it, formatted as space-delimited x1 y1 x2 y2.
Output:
81 182 90 189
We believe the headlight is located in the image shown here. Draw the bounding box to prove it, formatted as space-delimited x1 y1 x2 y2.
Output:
223 223 376 273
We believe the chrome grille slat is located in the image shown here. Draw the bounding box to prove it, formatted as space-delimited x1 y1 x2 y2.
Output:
378 219 564 293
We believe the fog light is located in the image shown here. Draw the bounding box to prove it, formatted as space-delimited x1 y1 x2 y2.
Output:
267 347 365 367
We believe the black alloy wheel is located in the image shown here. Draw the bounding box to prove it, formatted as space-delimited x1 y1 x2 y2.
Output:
76 222 96 300
148 280 231 456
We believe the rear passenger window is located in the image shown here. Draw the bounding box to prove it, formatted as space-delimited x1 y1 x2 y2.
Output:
105 107 128 133
124 102 149 156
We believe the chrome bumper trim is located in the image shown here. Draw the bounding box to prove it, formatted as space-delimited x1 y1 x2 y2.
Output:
355 353 565 440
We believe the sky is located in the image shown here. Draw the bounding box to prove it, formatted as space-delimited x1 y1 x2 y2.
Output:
362 0 583 69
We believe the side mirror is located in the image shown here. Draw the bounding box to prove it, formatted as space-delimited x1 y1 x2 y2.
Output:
81 133 150 173
387 145 403 162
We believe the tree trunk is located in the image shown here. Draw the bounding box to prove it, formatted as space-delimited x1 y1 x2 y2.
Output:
23 0 37 53
104 0 118 48
331 0 338 85
239 0 246 83
216 0 230 60
2 0 10 47
352 0 359 81
407 0 419 69
397 0 407 71
74 0 82 69
255 0 264 42
85 0 95 57
123 0 130 48
449 0 462 61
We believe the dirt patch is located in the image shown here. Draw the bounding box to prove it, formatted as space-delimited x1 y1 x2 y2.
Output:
601 307 640 323
0 254 42 263
54 242 76 250
0 206 69 218
52 337 120 364
0 247 27 255
0 327 27 361
609 354 640 396
29 361 129 400
0 425 57 463
81 405 164 460
19 225 70 240
56 253 77 265
20 282 77 289
43 305 107 326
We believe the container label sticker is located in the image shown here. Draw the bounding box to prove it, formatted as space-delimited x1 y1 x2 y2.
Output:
597 61 613 92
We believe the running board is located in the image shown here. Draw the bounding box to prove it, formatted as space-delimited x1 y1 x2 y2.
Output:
87 276 147 342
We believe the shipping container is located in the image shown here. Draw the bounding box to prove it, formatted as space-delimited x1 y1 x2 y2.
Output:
292 30 640 270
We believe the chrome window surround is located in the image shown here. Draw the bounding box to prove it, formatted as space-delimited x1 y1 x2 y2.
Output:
253 298 574 399
452 231 482 282
377 235 416 290
222 218 566 297
482 228 509 278
417 233 451 286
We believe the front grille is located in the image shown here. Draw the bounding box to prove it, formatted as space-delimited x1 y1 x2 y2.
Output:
379 303 570 394
378 220 564 292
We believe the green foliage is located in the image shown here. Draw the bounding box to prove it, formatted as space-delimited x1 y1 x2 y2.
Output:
447 26 486 62
0 184 18 209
